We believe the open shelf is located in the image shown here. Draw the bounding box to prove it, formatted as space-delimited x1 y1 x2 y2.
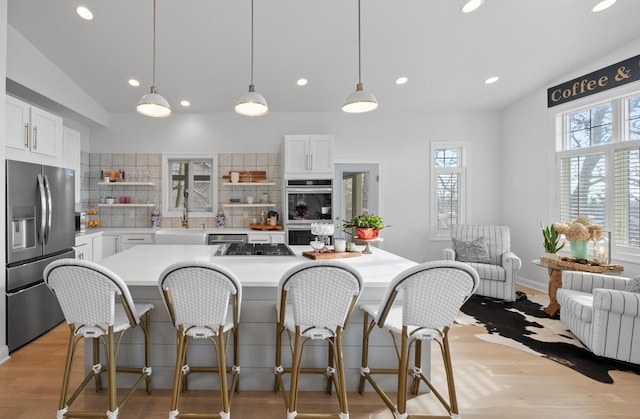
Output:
222 181 275 186
98 181 155 186
222 203 276 208
98 203 156 208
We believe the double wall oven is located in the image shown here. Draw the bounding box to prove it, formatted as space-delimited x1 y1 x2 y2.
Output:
285 179 333 245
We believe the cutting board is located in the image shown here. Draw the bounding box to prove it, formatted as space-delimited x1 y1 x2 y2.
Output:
302 250 362 260
249 223 283 231
223 171 267 182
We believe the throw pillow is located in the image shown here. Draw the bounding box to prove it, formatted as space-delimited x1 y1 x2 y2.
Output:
625 276 640 293
452 237 492 264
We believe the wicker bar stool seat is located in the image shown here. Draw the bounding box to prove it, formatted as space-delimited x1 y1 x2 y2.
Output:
274 261 363 419
44 259 154 419
158 260 242 419
358 260 479 419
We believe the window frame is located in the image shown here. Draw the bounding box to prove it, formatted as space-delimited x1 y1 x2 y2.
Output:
430 142 470 240
162 153 217 218
556 90 640 262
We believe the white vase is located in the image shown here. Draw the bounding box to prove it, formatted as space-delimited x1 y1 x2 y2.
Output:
543 252 558 260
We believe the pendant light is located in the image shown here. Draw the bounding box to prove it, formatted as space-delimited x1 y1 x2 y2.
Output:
342 0 378 113
235 0 269 116
137 0 172 117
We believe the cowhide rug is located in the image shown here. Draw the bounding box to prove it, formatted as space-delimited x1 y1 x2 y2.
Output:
458 292 640 383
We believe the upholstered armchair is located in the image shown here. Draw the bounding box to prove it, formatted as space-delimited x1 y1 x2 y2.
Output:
442 225 522 301
557 271 640 364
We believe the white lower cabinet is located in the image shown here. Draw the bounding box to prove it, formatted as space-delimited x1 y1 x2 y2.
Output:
101 234 120 259
74 235 93 261
120 233 154 251
92 235 104 262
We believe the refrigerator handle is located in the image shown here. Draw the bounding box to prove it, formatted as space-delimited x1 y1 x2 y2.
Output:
43 175 53 244
36 174 47 244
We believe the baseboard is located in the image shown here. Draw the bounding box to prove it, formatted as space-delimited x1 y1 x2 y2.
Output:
517 275 547 293
0 345 10 365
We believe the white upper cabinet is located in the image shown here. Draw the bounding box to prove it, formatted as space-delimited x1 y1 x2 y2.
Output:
283 135 334 178
5 95 63 165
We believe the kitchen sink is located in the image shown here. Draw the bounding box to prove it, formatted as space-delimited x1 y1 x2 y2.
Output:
155 228 208 245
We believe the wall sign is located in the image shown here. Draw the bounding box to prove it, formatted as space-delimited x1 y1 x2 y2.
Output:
547 55 640 107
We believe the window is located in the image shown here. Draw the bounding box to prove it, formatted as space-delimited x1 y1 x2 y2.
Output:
163 155 216 217
431 143 468 238
557 93 640 260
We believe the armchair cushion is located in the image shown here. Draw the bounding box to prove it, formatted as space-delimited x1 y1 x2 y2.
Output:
452 237 491 263
625 276 640 293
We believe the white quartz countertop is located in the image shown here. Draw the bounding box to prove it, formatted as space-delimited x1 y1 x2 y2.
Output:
97 245 417 287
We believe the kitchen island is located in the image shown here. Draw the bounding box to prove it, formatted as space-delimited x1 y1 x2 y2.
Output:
95 244 418 391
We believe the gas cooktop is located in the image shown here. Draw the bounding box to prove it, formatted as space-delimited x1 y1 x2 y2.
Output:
214 243 296 256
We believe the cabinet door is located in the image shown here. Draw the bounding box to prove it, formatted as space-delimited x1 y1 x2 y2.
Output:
270 233 286 244
62 127 82 204
30 106 61 157
101 235 120 258
92 236 104 262
5 96 30 151
308 135 334 174
284 136 310 173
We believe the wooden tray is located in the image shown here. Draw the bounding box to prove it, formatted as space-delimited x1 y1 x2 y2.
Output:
249 223 283 231
540 256 624 273
223 171 267 182
302 250 362 260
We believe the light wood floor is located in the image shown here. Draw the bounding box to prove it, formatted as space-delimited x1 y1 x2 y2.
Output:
2 287 640 418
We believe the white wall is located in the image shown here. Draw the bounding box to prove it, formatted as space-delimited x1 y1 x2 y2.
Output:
502 39 640 290
91 110 504 263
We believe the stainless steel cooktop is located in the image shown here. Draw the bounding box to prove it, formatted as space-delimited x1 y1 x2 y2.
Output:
214 243 295 256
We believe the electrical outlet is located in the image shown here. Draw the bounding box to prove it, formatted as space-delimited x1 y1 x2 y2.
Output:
129 210 135 218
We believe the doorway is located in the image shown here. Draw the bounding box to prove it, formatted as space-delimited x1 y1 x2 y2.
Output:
333 163 379 239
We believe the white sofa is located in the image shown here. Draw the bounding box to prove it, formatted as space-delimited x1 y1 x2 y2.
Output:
557 271 640 364
442 225 521 301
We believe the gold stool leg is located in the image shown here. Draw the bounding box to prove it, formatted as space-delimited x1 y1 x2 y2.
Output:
287 327 303 416
274 321 284 393
107 326 117 415
142 311 152 394
169 327 187 415
92 335 102 392
411 340 422 395
397 327 409 416
217 326 230 415
58 324 76 412
334 328 349 416
359 312 374 394
442 329 459 415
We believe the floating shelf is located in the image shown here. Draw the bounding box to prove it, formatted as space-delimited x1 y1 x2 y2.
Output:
98 203 156 208
222 203 276 208
98 181 155 186
222 181 275 186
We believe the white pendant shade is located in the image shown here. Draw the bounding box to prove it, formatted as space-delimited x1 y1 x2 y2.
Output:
235 84 269 116
342 82 378 113
137 86 172 117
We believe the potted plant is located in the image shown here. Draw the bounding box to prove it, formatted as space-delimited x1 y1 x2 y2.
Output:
342 214 386 240
541 223 564 259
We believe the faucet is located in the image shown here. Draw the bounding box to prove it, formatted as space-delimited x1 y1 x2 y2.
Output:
181 187 189 229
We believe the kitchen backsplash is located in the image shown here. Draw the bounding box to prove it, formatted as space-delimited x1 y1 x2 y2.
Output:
80 152 281 229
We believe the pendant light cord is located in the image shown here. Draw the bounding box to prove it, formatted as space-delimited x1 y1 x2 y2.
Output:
250 0 255 86
357 0 362 84
152 0 157 87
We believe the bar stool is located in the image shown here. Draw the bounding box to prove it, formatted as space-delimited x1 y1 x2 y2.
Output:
274 261 363 419
358 261 479 419
158 260 242 419
43 258 153 419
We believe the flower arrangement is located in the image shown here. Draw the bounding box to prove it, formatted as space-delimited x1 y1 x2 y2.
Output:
553 216 592 241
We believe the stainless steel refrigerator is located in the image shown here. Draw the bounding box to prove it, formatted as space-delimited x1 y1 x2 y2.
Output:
5 160 75 352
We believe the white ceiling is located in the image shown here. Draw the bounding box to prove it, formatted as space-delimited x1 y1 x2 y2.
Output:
7 0 640 115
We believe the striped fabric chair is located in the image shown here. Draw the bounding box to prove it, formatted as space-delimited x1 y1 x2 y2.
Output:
442 225 521 301
557 271 640 364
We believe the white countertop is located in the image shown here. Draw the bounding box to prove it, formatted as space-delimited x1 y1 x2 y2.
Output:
76 227 284 239
97 245 417 287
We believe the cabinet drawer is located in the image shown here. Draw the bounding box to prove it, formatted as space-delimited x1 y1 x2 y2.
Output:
120 234 154 244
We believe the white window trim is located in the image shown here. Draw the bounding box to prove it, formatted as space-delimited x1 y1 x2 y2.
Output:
162 153 217 218
430 142 470 240
555 89 640 263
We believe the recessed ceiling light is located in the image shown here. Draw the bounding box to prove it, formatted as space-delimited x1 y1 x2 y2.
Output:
180 100 191 107
297 78 308 86
484 76 499 84
395 76 408 85
76 6 94 20
591 0 617 13
461 0 483 13
128 79 140 87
